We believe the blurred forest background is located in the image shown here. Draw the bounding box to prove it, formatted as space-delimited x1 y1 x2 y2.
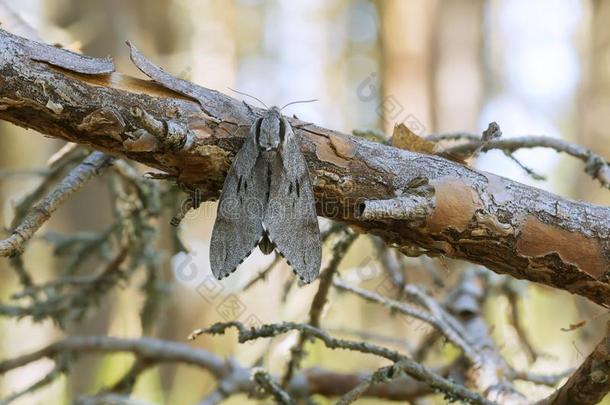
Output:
0 0 609 404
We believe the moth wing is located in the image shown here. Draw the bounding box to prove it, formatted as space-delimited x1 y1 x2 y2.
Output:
264 120 321 283
210 130 266 279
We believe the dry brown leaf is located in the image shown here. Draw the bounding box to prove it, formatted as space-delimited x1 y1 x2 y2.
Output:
391 123 438 154
392 123 469 164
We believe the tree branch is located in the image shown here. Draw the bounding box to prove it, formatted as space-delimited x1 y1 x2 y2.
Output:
0 335 481 403
539 321 610 405
0 28 609 306
333 279 480 364
428 133 610 188
0 151 112 257
191 321 495 405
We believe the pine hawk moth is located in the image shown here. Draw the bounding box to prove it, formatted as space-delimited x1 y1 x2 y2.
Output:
209 106 322 283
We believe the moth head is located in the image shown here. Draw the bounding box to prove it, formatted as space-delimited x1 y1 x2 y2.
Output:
256 106 286 151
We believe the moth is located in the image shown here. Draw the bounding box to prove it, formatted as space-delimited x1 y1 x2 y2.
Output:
209 103 321 283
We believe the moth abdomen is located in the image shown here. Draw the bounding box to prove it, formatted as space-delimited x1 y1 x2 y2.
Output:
258 232 275 255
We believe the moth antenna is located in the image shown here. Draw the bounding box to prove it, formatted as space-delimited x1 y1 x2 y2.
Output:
281 98 318 111
228 87 269 109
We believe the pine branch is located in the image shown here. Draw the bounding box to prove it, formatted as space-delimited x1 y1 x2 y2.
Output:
0 28 608 307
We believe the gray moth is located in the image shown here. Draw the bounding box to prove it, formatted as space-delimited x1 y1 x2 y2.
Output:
209 106 321 283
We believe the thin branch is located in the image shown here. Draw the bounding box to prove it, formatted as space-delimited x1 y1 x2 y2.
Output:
242 254 283 291
253 369 295 405
10 144 86 230
333 279 479 364
310 231 358 329
513 370 572 388
403 285 476 357
0 336 227 378
445 270 527 404
429 133 610 188
325 327 414 352
412 329 442 362
106 358 152 394
303 367 441 401
282 230 357 385
75 393 155 405
0 335 467 403
373 238 407 288
0 246 129 325
0 151 112 257
502 279 541 363
192 321 495 405
336 364 400 405
0 359 66 405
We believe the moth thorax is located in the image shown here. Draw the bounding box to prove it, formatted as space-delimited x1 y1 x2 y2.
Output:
258 117 281 148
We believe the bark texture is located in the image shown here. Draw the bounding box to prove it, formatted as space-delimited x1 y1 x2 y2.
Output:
0 29 609 307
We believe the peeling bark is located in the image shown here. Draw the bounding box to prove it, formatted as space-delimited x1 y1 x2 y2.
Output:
0 29 609 307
